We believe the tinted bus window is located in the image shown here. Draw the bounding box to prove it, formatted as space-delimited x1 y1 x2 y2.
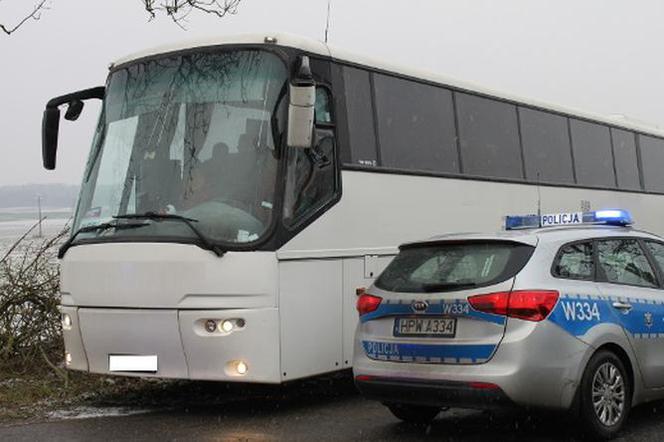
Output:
519 107 574 184
373 74 459 173
455 93 523 179
342 67 378 167
639 135 664 193
611 129 641 191
570 120 615 188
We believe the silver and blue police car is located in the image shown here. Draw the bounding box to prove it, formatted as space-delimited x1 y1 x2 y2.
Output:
353 209 664 439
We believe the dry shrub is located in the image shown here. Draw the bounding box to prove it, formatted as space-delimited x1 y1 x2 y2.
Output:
0 221 69 371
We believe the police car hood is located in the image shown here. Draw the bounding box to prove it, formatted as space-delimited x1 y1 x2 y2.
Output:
401 231 539 248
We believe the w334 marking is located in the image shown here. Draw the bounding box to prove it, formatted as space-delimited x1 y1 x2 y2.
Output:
560 300 601 321
441 303 470 315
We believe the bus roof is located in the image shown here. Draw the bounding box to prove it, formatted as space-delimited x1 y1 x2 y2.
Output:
112 32 664 138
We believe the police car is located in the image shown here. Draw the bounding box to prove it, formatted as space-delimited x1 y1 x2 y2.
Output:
353 209 664 439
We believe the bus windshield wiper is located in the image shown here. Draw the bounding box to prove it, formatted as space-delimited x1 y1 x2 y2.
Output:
58 221 149 258
113 212 226 257
421 282 480 293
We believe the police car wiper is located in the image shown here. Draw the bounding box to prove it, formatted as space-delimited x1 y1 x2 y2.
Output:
113 212 226 257
58 221 149 258
421 282 480 293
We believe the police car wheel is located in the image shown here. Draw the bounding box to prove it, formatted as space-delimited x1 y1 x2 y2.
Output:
579 350 631 440
385 403 440 424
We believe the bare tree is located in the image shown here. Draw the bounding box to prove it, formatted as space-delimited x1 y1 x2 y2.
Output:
1 0 241 36
0 0 48 36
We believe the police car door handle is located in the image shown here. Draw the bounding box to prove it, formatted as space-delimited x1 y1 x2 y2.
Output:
612 301 632 313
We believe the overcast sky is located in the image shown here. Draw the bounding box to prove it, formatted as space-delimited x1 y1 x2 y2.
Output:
1 0 663 186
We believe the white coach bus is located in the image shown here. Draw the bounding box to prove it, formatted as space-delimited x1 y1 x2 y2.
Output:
42 33 664 383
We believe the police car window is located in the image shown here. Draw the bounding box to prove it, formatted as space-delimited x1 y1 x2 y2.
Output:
553 242 593 280
375 241 534 293
597 239 657 288
644 241 664 277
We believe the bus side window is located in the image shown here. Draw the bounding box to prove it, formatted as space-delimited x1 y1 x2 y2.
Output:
283 88 337 227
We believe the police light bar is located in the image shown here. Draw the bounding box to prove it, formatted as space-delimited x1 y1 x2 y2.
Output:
505 209 633 230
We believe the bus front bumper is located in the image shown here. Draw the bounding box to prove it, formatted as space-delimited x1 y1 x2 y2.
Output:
60 306 282 383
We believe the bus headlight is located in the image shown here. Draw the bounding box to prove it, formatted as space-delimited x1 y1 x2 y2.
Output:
219 320 234 333
204 319 217 333
235 360 248 375
226 360 249 376
62 313 72 330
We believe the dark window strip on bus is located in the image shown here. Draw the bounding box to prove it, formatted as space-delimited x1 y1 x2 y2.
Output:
337 61 664 195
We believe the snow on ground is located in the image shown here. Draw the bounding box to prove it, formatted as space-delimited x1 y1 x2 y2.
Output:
46 406 154 420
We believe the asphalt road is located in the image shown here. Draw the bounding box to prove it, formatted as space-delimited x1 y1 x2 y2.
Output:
2 374 664 441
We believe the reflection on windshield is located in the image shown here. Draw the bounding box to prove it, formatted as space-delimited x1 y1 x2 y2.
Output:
74 50 287 245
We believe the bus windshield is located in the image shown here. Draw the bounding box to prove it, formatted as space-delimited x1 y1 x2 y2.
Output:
73 49 288 246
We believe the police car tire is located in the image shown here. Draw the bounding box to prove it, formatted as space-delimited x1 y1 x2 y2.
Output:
579 350 632 440
385 403 440 424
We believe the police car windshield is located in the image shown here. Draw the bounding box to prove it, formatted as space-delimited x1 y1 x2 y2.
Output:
375 241 535 293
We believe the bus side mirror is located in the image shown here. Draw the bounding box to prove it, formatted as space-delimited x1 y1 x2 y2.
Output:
41 86 105 170
287 56 315 148
64 99 85 121
42 107 61 170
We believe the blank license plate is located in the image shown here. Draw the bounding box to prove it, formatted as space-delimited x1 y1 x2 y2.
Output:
109 355 158 372
394 317 457 337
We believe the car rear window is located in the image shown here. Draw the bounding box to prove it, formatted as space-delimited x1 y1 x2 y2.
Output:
375 241 535 293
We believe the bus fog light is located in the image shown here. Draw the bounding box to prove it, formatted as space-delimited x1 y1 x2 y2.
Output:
219 320 234 333
65 352 72 365
204 319 217 333
62 313 72 331
236 360 248 375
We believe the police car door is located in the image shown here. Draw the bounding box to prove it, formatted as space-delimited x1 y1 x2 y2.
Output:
594 238 664 389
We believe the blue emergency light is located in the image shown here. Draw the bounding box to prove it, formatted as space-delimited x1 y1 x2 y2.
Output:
505 209 633 230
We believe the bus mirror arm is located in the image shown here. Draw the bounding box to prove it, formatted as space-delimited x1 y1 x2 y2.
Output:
42 86 105 170
287 55 315 149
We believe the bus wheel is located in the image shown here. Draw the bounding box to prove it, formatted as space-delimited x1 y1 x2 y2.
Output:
385 403 440 424
579 350 631 440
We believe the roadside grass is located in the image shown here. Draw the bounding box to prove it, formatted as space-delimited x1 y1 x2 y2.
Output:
0 365 153 423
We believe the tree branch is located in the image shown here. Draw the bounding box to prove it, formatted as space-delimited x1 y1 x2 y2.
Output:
141 0 241 28
0 0 48 36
